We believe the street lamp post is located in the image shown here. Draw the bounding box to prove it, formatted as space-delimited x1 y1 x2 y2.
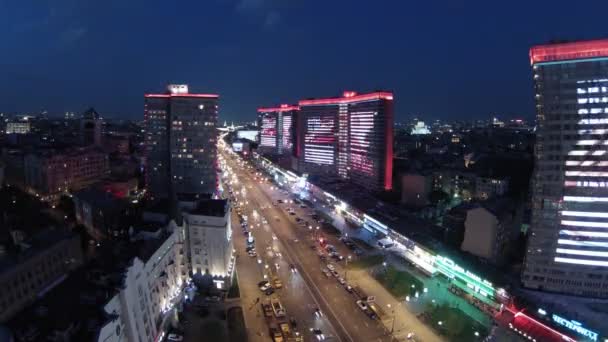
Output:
345 255 352 281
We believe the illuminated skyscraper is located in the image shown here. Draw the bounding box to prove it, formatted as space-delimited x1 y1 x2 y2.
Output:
523 39 608 298
144 84 219 200
257 104 298 156
295 91 394 192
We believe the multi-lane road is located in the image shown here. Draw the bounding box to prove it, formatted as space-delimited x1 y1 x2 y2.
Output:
222 146 410 342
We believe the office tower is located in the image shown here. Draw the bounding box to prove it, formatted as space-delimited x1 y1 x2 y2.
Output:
144 84 219 200
523 39 608 298
80 107 102 146
257 104 299 155
295 91 394 192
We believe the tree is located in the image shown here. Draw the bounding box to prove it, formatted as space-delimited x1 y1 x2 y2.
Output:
429 190 450 206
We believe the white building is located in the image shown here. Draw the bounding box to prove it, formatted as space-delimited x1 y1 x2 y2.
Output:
97 221 188 342
183 199 234 289
6 121 31 134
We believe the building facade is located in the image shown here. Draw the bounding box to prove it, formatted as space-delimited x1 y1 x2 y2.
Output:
23 147 109 201
5 121 31 134
295 91 394 192
97 222 188 342
523 39 608 298
182 199 233 289
80 107 103 146
0 232 83 322
144 84 219 201
257 104 298 156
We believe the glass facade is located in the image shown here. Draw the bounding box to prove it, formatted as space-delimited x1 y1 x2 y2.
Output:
523 41 608 298
144 87 219 200
296 91 394 192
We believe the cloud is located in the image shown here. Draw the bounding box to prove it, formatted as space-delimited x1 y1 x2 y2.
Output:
60 27 87 45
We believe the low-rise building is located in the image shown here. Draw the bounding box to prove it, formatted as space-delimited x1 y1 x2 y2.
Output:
183 199 234 289
0 230 83 322
23 147 109 201
73 188 132 240
5 121 31 135
460 198 521 265
401 173 432 207
474 176 509 200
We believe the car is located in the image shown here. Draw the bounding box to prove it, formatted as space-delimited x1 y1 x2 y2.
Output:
289 264 297 273
295 217 302 222
204 296 222 303
407 332 415 340
167 334 184 341
248 251 257 257
311 328 325 341
330 270 339 277
272 234 277 240
337 277 346 285
321 268 331 278
356 300 368 311
243 230 249 236
313 307 323 318
265 287 275 295
289 212 296 216
345 285 353 293
246 246 255 251
326 264 335 271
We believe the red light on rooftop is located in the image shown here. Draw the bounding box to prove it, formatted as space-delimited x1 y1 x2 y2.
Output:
299 92 393 106
144 93 219 98
257 105 300 113
530 39 608 65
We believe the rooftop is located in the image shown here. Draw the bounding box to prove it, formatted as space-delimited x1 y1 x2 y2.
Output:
189 199 228 217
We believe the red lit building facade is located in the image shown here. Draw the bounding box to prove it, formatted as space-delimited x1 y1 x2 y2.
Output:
295 91 394 192
257 104 299 156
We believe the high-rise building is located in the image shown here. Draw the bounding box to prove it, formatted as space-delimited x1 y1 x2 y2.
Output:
144 84 219 200
295 91 394 192
523 39 608 298
80 107 102 146
257 104 299 156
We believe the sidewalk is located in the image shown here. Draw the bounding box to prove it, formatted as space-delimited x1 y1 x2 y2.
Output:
346 267 443 342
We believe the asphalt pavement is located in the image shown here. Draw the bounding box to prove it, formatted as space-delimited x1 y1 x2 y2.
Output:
223 150 401 342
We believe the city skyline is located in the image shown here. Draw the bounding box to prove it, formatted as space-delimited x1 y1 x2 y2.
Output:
2 1 608 122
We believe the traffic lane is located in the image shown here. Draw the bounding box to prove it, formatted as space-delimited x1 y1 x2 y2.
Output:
237 171 354 342
255 180 444 342
232 213 271 342
234 179 339 341
245 179 391 342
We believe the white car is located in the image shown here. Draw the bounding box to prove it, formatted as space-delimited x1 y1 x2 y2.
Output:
167 334 183 341
337 277 346 285
356 300 368 311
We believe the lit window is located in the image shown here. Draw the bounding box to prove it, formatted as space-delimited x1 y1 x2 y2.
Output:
577 88 587 94
578 98 588 104
589 87 600 93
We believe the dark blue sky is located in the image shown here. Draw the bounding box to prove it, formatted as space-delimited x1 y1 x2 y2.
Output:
2 1 608 123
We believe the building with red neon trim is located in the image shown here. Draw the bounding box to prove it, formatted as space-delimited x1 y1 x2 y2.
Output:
144 84 219 200
295 91 394 192
256 104 299 156
523 39 608 298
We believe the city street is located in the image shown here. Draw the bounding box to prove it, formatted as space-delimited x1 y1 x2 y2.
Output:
222 147 441 342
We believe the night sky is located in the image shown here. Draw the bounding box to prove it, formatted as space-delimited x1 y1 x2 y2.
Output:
2 0 608 123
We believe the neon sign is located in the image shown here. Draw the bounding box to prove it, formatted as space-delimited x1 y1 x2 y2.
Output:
552 314 598 341
434 256 495 299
